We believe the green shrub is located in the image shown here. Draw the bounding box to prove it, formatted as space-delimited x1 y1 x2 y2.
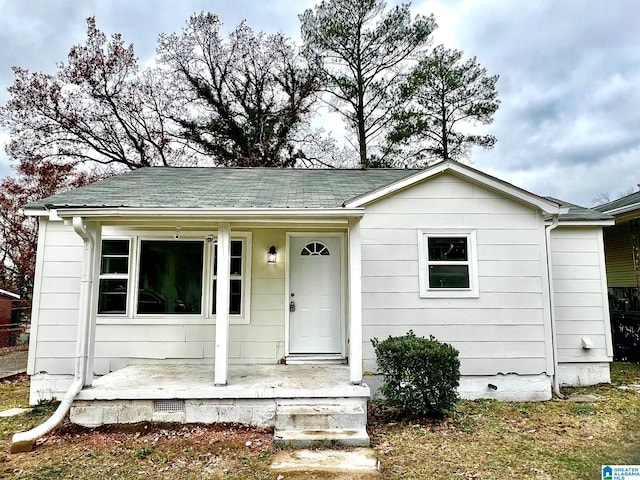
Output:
371 330 460 417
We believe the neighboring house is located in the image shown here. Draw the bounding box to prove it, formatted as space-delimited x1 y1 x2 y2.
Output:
22 160 614 446
594 192 640 361
0 288 19 326
0 289 20 347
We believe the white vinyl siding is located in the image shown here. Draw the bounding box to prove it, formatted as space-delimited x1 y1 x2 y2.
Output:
360 172 550 376
551 226 613 362
28 219 83 375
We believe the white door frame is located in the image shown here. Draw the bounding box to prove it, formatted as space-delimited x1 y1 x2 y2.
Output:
284 232 347 357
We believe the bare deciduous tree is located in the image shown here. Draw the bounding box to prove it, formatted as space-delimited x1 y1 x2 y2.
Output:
158 13 325 167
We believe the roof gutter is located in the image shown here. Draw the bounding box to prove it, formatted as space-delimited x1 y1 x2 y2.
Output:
12 217 95 453
23 206 366 219
545 214 565 399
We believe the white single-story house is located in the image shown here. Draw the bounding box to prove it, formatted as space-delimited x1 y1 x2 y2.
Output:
17 160 614 449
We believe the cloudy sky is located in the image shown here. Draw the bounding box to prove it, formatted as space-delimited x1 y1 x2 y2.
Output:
0 0 638 207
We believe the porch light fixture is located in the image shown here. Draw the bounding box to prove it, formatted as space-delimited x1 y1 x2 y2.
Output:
268 245 277 264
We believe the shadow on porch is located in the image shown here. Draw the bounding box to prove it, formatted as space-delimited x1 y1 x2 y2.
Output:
72 364 371 447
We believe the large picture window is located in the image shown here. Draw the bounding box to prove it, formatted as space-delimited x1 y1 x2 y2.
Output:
97 233 251 321
137 241 204 314
418 230 478 298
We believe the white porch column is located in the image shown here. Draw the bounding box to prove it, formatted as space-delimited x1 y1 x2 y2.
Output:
348 218 363 384
215 222 231 386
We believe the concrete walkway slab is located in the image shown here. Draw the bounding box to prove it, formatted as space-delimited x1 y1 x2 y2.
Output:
0 350 28 379
271 448 379 478
0 407 32 417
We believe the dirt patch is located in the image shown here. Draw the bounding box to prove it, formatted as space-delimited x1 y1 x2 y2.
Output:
3 414 275 479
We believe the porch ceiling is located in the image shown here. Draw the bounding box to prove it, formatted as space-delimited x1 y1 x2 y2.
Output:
76 364 370 401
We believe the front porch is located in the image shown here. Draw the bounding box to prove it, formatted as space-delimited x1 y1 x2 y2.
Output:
71 364 371 446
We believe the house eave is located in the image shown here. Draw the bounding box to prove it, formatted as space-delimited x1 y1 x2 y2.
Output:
599 203 640 217
554 219 616 227
28 206 365 222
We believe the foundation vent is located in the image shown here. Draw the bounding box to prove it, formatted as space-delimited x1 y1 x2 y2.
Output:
154 399 185 413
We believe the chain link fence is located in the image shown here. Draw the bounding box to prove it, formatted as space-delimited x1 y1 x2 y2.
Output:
0 325 29 377
0 324 28 350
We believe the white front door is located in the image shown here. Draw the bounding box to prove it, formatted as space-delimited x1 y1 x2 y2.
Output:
289 235 343 354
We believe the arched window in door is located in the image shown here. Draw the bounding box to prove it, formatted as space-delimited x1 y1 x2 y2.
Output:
300 242 330 256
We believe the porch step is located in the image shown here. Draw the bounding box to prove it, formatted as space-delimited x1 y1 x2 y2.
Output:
285 354 347 365
274 428 370 447
274 400 369 447
276 403 366 430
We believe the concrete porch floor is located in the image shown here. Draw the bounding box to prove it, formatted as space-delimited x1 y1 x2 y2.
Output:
76 364 370 401
71 364 371 446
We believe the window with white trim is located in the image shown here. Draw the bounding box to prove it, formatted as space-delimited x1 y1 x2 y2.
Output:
212 239 246 316
98 239 130 314
418 230 479 298
97 233 251 321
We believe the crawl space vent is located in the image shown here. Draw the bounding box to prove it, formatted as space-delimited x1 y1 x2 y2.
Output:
154 399 185 413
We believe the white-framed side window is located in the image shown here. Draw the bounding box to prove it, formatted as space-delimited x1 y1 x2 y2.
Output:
97 232 252 323
417 229 479 298
97 238 131 315
212 235 252 319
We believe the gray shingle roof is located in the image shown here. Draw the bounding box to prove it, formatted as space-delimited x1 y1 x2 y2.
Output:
25 167 420 210
544 197 614 222
593 191 640 214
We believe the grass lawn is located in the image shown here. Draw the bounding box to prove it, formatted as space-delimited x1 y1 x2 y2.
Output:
0 363 639 479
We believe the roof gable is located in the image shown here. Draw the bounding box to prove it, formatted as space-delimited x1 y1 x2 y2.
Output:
344 160 566 215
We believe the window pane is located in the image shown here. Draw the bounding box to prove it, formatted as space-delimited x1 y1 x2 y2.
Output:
230 279 242 314
429 265 469 288
137 241 203 314
428 237 467 261
230 258 242 275
101 256 128 274
231 240 242 257
102 240 129 256
101 240 129 274
212 279 217 315
212 280 243 315
98 279 128 314
215 241 242 274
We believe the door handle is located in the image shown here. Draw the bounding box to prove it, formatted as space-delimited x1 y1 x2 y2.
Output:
289 300 296 312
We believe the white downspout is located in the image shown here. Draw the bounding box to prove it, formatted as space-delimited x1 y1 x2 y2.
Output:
545 214 565 399
11 217 95 453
